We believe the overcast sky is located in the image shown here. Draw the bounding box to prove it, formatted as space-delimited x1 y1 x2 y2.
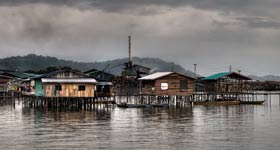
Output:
0 0 280 76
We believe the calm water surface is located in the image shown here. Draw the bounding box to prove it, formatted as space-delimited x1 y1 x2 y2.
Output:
1 96 280 150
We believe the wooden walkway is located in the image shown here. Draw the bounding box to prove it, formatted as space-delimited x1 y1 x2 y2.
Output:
1 91 279 109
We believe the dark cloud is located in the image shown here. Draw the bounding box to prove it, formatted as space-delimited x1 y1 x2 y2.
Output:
0 0 280 76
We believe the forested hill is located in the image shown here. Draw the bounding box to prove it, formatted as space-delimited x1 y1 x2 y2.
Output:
0 54 195 76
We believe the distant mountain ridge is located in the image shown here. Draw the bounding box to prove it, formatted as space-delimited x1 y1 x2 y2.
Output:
0 54 195 77
249 75 280 81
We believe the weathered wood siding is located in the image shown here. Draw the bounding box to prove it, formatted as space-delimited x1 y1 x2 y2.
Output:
44 83 95 97
50 71 85 78
141 73 194 96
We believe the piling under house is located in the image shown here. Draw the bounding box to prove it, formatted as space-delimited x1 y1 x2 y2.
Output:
139 72 195 96
32 70 97 97
200 72 252 93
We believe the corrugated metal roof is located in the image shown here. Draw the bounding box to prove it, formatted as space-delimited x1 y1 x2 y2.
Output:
139 72 173 80
202 72 251 80
96 82 113 85
42 78 97 83
1 71 36 79
202 72 229 80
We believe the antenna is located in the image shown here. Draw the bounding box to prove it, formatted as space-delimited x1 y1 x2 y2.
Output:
128 35 131 63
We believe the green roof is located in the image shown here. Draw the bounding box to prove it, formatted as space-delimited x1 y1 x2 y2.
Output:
1 71 38 79
202 72 251 81
202 72 230 80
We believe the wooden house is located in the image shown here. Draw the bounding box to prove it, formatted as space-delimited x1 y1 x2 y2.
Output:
200 72 252 93
1 71 38 94
84 69 115 82
84 69 115 97
32 70 97 97
138 72 195 96
0 75 12 95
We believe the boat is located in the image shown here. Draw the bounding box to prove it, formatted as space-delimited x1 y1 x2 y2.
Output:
117 103 169 108
193 100 240 106
240 101 265 105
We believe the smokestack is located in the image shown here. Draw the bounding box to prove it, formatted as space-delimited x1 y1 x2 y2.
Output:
128 35 131 63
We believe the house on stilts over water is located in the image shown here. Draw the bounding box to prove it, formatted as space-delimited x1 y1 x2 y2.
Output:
199 72 252 93
138 72 195 96
30 70 97 97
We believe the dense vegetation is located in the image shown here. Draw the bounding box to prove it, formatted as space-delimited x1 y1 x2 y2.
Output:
0 54 195 76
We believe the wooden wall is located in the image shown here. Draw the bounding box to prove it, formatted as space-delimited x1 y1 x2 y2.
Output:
44 83 95 97
202 79 252 93
50 71 85 78
141 74 194 96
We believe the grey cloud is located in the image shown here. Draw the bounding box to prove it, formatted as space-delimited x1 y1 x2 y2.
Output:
236 16 280 29
0 0 280 75
0 0 254 12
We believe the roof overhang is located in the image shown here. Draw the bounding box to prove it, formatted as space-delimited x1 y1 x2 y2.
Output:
96 82 113 85
139 72 195 81
42 78 97 83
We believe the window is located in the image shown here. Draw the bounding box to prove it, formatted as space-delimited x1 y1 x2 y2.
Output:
55 84 62 91
180 80 188 90
78 85 86 91
161 83 168 90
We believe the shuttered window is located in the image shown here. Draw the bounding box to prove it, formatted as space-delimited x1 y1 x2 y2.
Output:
78 85 86 91
180 80 188 90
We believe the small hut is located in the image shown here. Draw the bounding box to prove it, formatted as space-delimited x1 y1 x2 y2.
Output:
0 75 12 96
200 72 252 93
84 69 115 97
138 72 195 96
32 70 96 97
1 71 37 94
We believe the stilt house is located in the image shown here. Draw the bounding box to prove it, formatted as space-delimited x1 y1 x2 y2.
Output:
139 72 195 96
32 70 96 97
84 69 115 97
0 75 12 96
200 72 252 93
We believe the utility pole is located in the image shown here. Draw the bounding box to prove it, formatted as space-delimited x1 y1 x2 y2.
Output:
229 65 232 72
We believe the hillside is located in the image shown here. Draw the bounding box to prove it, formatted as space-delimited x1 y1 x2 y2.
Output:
0 54 195 77
249 75 280 81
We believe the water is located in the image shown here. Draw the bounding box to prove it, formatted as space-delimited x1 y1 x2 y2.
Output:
1 96 280 150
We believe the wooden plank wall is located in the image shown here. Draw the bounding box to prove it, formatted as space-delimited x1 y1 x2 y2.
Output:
141 74 194 96
44 83 95 97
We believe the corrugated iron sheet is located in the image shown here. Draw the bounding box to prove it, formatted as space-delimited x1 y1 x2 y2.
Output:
42 78 97 83
139 72 173 80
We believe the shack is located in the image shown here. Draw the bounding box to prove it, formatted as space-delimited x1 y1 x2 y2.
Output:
1 71 37 93
200 72 252 93
0 75 12 96
138 72 195 96
84 69 115 97
32 70 96 97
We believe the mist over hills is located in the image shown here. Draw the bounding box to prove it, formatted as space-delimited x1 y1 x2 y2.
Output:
1 54 280 81
0 54 195 77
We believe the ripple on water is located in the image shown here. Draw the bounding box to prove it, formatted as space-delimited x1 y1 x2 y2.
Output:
1 100 280 150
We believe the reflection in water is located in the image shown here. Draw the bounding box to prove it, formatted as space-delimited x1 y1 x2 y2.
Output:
0 97 280 150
